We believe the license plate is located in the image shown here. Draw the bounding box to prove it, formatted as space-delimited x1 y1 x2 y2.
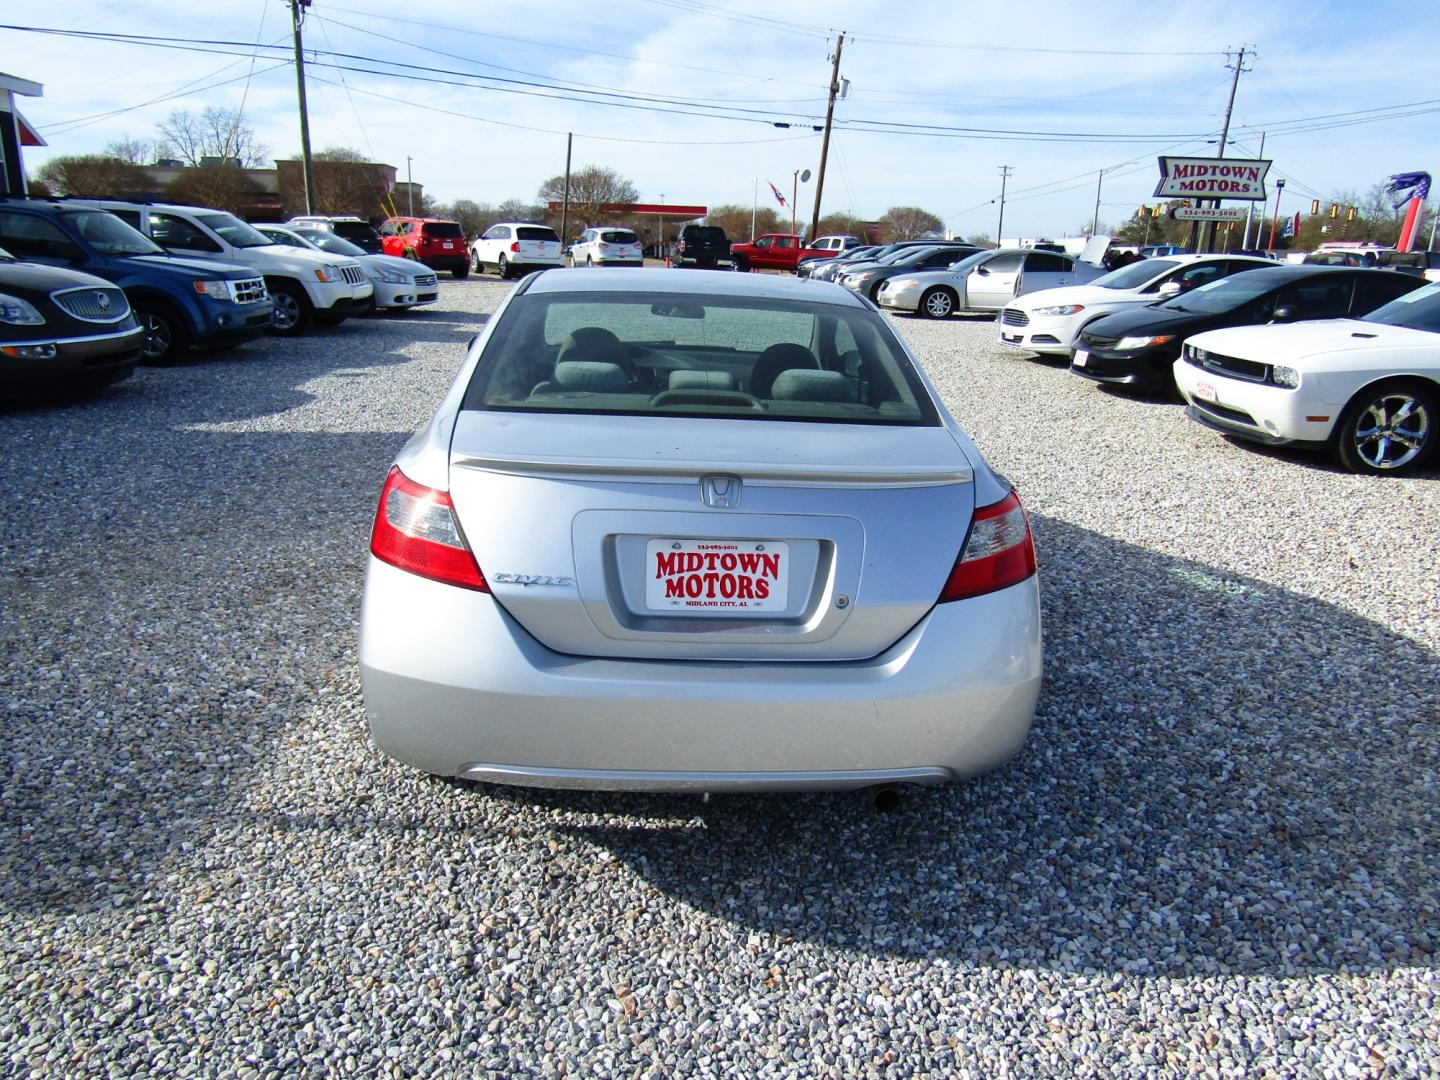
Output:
1002 333 1021 343
1194 380 1218 402
645 539 788 612
1073 349 1089 368
443 241 454 249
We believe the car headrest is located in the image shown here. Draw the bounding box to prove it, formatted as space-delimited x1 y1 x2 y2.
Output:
552 361 629 392
750 343 820 397
556 326 627 368
770 369 854 402
669 370 736 391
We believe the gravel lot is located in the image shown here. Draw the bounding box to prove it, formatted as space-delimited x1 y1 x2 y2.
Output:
2 275 1438 1077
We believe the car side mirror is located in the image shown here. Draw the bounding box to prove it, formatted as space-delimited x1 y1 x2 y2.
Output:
975 265 990 275
1271 305 1296 322
1157 281 1182 299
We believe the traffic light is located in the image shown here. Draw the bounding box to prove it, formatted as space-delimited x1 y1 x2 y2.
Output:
1136 205 1146 219
1346 207 1357 221
1329 204 1340 219
1311 199 1321 215
1152 205 1163 218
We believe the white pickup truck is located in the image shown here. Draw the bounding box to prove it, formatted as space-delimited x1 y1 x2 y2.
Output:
86 200 373 334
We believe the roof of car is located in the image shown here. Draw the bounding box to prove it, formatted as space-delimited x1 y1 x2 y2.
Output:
523 266 867 308
1199 264 1413 284
490 221 556 228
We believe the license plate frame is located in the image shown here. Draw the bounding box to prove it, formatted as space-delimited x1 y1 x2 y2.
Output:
645 539 789 613
1194 380 1218 402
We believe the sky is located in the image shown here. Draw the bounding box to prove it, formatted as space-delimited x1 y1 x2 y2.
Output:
6 0 1439 239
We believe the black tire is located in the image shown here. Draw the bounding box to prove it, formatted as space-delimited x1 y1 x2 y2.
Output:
497 254 510 280
919 287 956 319
732 256 748 273
453 264 469 280
1333 379 1437 476
471 250 483 273
584 255 594 268
133 300 192 363
267 280 313 335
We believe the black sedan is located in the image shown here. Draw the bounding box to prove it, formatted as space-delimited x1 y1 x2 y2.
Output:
0 246 144 396
1070 266 1425 395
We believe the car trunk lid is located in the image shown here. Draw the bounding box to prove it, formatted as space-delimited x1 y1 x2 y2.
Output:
447 412 976 661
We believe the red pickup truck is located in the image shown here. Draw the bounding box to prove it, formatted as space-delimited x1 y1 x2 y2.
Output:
730 233 829 273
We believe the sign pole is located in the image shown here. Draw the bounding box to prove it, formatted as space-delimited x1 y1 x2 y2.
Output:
1266 179 1286 250
1241 131 1264 249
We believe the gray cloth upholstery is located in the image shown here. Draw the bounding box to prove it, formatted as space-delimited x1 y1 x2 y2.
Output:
669 369 736 391
552 361 630 392
770 369 855 402
749 343 820 397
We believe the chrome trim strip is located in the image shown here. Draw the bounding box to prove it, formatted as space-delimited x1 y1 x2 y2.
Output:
454 454 973 486
458 763 955 792
0 327 144 348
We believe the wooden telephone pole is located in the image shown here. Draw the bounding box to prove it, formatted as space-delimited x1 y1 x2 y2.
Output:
809 33 844 241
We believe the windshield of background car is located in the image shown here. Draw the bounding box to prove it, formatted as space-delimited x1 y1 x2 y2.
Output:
1092 258 1180 290
463 291 939 426
331 221 380 242
421 222 464 238
600 230 637 243
947 252 991 274
1362 283 1440 332
66 211 163 256
518 227 561 242
301 232 365 257
198 213 274 249
1158 272 1278 314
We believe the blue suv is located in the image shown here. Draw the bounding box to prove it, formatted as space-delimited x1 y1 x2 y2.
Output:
0 199 274 362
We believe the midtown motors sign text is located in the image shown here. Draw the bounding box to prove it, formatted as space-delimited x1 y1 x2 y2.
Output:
1154 157 1271 200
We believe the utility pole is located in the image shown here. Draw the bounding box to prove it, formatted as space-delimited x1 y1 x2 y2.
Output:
751 177 757 239
1091 169 1104 238
996 165 1012 244
809 32 844 241
1200 44 1250 253
289 0 316 215
561 133 572 245
405 156 413 217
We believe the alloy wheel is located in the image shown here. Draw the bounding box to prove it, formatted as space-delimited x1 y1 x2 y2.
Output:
140 312 172 360
923 289 954 318
1350 391 1431 470
272 291 301 331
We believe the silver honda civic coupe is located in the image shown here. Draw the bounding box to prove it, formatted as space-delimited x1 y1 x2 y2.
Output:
360 268 1042 792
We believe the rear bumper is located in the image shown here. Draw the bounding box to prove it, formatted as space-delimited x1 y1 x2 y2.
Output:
0 327 143 389
419 254 469 272
360 558 1042 791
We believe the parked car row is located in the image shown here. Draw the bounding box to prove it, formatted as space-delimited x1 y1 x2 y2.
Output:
0 199 451 395
875 247 1435 476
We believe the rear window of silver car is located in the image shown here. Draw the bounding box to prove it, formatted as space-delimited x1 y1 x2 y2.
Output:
600 231 637 243
463 291 939 426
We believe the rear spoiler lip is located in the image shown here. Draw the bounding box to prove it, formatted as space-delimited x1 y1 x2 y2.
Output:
453 453 973 487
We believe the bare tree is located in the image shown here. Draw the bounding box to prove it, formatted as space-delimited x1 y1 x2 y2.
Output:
705 203 780 243
813 211 871 241
34 154 150 197
435 199 497 239
536 165 638 228
878 206 944 241
306 147 388 217
165 163 260 215
104 136 157 165
157 107 269 168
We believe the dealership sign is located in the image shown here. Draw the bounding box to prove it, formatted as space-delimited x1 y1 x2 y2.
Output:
1171 206 1249 222
1155 157 1271 200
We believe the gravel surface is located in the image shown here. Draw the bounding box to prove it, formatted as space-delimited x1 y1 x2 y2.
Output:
2 277 1438 1077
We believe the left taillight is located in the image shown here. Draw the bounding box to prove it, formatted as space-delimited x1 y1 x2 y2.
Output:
369 466 488 592
510 241 520 252
939 489 1036 602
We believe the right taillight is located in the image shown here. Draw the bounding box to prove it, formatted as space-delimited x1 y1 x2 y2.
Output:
369 466 488 592
939 489 1036 602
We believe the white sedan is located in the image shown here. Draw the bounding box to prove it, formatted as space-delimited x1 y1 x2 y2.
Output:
1175 282 1440 475
999 255 1273 356
255 224 438 311
877 248 1104 318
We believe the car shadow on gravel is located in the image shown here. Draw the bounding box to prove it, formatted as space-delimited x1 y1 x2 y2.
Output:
546 513 1440 978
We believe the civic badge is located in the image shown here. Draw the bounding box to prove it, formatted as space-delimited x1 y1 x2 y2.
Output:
700 475 741 509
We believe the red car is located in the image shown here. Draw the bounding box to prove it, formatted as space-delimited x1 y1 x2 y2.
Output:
380 217 470 278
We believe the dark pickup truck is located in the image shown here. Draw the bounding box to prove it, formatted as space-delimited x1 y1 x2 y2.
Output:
674 224 732 269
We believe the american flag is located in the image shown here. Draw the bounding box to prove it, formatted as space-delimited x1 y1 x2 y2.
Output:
767 181 787 209
1385 171 1431 209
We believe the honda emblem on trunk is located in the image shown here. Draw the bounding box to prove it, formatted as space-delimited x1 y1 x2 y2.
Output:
700 475 742 509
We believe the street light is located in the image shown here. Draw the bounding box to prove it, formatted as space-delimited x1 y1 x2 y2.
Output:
1267 178 1287 251
792 169 811 237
